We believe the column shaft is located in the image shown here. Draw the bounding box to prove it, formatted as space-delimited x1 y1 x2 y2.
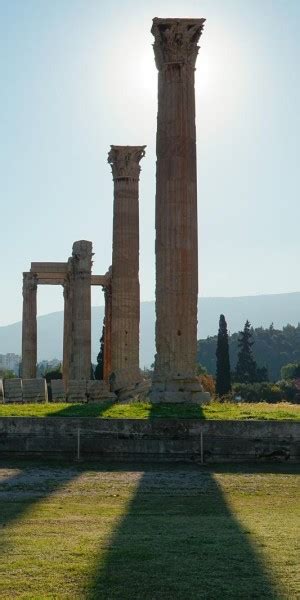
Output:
22 272 37 379
63 268 73 388
108 146 145 391
103 284 112 382
151 18 208 402
70 241 92 380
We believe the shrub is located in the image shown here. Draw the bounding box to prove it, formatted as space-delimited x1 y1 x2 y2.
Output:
232 381 298 403
199 374 215 395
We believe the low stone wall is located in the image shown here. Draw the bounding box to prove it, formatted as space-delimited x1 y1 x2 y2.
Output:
0 418 299 462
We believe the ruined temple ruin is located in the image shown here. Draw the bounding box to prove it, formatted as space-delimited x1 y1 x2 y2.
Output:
20 17 209 404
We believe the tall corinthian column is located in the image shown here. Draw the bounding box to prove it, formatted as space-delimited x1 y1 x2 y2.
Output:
22 272 37 378
70 240 93 380
151 18 209 403
108 145 146 391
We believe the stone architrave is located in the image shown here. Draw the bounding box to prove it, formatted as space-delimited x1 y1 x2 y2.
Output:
22 272 37 379
108 145 146 391
151 18 209 403
69 241 93 380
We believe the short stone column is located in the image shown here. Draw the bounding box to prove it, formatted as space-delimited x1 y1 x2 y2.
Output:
108 145 146 391
103 281 112 383
69 240 93 380
151 18 208 403
22 272 37 379
62 260 73 388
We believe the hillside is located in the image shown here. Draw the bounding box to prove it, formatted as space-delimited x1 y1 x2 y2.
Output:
0 292 299 368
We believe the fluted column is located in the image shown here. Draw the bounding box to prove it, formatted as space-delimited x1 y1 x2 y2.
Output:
62 260 73 388
103 281 112 383
151 18 208 402
108 145 146 391
69 240 93 380
22 272 37 379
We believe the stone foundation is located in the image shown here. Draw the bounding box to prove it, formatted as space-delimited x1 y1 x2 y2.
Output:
22 379 48 403
51 380 66 402
0 418 298 463
3 379 23 403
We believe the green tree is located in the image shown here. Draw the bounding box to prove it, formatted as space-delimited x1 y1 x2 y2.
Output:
0 369 15 379
215 314 231 396
235 320 258 383
94 325 105 380
281 362 300 380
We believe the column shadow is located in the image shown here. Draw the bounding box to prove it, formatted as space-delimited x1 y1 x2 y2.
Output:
0 459 80 546
86 463 281 600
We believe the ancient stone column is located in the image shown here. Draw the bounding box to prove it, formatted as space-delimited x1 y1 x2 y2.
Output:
103 281 112 383
108 146 146 391
151 18 208 403
22 272 37 379
69 240 93 380
62 260 73 388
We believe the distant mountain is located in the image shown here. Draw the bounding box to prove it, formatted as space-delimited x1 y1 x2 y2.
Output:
0 292 299 368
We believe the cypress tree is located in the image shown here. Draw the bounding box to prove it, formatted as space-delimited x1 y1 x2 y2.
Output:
235 320 257 383
216 314 231 396
94 325 105 380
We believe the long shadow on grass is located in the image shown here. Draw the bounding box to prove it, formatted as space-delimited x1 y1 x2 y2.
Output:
0 460 80 548
48 401 206 419
86 464 281 600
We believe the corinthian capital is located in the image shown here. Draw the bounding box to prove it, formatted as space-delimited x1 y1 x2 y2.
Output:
151 17 206 71
108 146 146 181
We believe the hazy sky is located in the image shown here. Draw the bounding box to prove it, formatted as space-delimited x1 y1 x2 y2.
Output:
0 0 299 325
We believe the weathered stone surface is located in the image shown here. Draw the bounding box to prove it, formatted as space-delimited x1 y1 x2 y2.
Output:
103 275 112 383
86 380 116 403
151 18 208 403
51 380 66 401
22 272 37 379
22 379 48 403
0 380 4 404
3 378 23 403
69 241 93 380
67 380 87 403
0 418 298 463
63 258 73 388
108 146 145 392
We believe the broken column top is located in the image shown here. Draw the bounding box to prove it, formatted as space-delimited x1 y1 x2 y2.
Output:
22 272 37 291
72 240 93 271
108 146 146 181
151 17 206 70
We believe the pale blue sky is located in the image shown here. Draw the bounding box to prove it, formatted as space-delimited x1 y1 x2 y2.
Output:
0 0 299 325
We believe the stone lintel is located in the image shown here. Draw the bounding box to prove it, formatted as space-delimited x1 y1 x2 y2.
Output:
37 276 65 285
31 262 68 273
108 145 146 181
152 17 206 70
91 274 110 287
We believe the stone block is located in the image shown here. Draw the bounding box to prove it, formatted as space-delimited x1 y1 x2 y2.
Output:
86 380 116 403
3 378 23 403
0 379 4 403
22 379 48 403
51 380 66 402
67 380 87 403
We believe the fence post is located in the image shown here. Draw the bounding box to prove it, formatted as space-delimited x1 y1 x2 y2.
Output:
200 431 204 464
76 427 81 461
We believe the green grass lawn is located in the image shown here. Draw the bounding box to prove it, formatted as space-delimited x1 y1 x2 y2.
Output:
0 460 298 599
0 400 299 420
